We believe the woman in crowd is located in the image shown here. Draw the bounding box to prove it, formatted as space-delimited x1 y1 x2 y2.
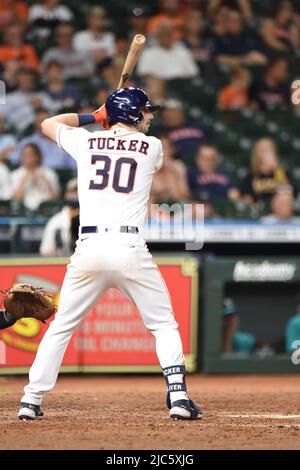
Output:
240 137 295 207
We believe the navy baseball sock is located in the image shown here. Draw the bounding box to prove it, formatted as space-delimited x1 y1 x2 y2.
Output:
162 365 188 405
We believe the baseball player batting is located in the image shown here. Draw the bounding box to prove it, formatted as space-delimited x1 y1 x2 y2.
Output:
14 87 202 421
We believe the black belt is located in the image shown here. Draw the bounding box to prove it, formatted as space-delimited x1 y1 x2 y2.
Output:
81 225 139 234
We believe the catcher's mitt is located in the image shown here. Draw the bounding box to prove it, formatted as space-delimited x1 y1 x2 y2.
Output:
2 283 56 322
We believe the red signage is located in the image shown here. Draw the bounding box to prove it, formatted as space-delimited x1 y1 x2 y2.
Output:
0 257 198 373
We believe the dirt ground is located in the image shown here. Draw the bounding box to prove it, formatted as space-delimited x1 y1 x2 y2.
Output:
1 374 300 450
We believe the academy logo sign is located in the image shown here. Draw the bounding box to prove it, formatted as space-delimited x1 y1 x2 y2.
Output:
233 261 296 282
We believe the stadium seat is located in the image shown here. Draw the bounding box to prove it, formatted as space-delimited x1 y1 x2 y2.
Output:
37 200 65 217
56 169 75 192
0 200 11 216
213 199 255 219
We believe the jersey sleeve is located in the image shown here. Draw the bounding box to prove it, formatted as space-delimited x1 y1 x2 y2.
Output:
56 124 88 161
155 139 163 171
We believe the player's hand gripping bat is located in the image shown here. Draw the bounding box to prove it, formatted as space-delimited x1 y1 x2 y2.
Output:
92 34 146 128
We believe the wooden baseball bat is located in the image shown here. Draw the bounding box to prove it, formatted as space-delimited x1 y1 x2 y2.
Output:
117 34 146 89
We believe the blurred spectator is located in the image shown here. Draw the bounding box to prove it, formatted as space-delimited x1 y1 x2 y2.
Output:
10 108 76 169
188 143 240 201
28 0 74 43
222 297 256 355
42 60 81 113
206 3 228 38
0 67 53 135
182 9 214 72
111 33 130 80
240 138 294 206
42 23 94 80
151 135 189 203
0 23 40 73
260 0 300 53
249 57 291 111
223 297 239 354
137 22 198 80
91 83 111 111
207 0 253 21
91 33 132 92
261 189 300 223
0 161 11 200
213 8 267 67
0 0 28 31
40 177 79 256
73 6 115 68
144 76 166 103
0 59 19 93
147 0 184 40
128 4 151 41
11 143 60 211
157 99 209 162
218 66 251 109
0 114 16 162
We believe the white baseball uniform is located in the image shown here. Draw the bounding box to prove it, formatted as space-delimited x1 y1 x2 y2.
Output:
22 125 186 406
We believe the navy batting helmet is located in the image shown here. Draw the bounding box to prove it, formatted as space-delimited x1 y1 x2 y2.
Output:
105 87 160 126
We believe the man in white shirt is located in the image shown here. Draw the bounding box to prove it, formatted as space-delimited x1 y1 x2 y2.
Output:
137 22 199 80
42 23 94 80
73 6 115 66
11 142 60 211
18 87 201 422
0 67 53 136
29 0 74 41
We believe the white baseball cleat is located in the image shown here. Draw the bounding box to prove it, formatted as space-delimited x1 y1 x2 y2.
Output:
18 402 44 421
169 399 203 420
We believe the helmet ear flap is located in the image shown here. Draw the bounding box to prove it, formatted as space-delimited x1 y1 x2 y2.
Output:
130 110 144 124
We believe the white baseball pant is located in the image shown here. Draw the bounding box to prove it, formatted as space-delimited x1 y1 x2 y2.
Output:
22 231 184 405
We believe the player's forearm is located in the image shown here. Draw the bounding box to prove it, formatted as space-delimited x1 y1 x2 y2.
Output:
43 113 80 128
44 109 107 129
41 113 95 142
41 109 107 142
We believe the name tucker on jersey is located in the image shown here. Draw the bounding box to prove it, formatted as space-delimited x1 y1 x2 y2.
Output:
88 137 149 155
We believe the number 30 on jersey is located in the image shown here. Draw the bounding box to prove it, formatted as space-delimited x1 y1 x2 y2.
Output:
89 155 137 194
